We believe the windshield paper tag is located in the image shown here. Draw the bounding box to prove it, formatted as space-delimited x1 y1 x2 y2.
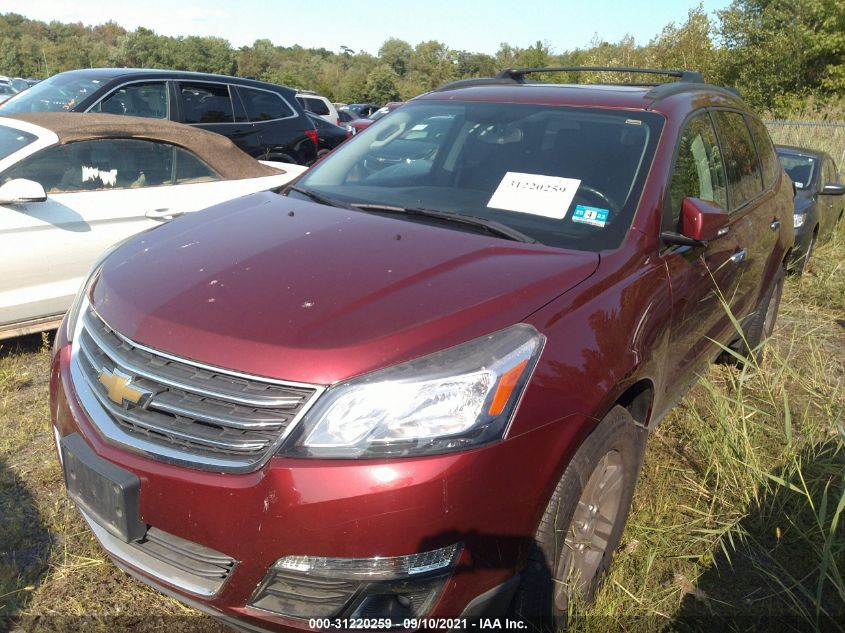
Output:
487 172 580 219
572 204 609 227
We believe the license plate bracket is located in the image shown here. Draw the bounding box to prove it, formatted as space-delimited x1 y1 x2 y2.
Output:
61 433 146 543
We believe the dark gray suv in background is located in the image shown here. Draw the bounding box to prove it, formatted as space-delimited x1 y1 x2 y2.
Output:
776 145 845 273
0 68 319 165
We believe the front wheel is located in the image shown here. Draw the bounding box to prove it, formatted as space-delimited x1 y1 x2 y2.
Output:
512 406 646 621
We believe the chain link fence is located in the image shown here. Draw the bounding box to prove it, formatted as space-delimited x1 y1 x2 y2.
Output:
764 119 845 168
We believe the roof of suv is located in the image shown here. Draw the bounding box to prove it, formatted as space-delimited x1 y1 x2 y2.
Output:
418 66 744 113
55 67 297 97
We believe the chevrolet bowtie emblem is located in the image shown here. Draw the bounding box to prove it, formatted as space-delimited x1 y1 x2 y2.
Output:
97 368 152 407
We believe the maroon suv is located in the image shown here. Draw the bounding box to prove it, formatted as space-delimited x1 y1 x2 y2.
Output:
49 67 793 628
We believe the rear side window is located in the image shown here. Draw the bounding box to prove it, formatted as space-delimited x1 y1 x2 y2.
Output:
240 88 295 121
745 116 779 188
713 111 763 211
94 82 168 119
298 96 330 116
0 139 220 192
668 112 728 228
180 83 234 124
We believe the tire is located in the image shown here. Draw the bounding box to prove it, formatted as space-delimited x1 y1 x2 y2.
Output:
511 406 646 624
736 266 784 365
792 228 817 276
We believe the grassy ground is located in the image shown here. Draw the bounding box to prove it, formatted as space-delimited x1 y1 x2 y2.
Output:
0 223 843 632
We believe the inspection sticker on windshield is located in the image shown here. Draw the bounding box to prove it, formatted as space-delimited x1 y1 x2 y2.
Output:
572 204 610 228
487 172 581 219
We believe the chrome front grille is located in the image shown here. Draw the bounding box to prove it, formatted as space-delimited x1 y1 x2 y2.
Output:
72 307 322 472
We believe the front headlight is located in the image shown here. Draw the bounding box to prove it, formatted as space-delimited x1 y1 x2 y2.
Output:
281 324 544 458
793 213 806 228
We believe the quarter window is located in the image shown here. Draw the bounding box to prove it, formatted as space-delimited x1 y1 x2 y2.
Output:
298 96 330 116
0 139 220 193
180 83 234 124
239 87 295 122
745 116 779 188
95 82 169 119
713 111 764 211
668 112 727 229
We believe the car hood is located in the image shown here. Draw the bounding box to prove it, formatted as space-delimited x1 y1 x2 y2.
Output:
92 192 599 385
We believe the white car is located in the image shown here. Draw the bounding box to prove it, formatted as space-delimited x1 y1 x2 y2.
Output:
0 112 306 340
296 91 341 126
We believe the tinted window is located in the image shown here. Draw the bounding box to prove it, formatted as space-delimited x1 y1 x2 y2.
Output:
300 97 330 116
1 139 219 192
713 111 764 211
0 125 37 161
745 116 779 188
240 88 295 121
180 83 234 124
0 72 106 113
823 157 838 185
297 101 664 252
94 82 168 119
668 112 727 228
777 152 816 190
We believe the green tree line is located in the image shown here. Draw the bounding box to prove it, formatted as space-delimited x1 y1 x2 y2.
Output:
1 0 843 113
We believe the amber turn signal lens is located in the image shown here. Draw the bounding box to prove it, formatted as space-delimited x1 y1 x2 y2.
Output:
487 359 529 416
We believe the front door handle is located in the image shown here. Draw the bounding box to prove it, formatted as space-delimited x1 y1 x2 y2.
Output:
770 220 781 231
146 208 184 220
730 248 747 265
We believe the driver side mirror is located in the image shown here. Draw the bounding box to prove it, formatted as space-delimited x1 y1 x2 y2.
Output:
662 197 730 248
0 178 47 204
821 183 845 196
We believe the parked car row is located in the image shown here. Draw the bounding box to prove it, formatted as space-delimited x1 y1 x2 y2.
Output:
46 66 802 630
0 70 354 164
0 112 305 340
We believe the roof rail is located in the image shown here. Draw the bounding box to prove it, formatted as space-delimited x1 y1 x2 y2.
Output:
495 66 704 84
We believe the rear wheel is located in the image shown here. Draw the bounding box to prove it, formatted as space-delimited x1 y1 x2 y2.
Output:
512 406 646 623
736 267 784 365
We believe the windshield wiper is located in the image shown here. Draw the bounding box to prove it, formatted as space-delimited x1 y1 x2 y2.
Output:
351 203 537 244
285 185 354 210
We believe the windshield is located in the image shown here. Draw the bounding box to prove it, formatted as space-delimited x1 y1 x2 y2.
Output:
0 124 37 161
296 100 664 251
0 85 16 96
0 72 106 113
777 152 816 190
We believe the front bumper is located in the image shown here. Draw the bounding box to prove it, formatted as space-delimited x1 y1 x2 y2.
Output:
49 338 580 630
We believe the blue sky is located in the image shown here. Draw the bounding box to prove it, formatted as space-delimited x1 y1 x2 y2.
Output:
5 0 733 55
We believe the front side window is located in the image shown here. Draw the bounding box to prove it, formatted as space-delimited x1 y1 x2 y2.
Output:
93 82 169 119
180 83 234 124
240 88 295 122
823 157 838 186
295 101 664 252
713 111 764 211
0 139 220 193
668 112 728 229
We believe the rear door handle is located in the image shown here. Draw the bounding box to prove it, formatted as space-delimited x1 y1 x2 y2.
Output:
146 208 184 220
770 220 781 231
730 248 747 265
